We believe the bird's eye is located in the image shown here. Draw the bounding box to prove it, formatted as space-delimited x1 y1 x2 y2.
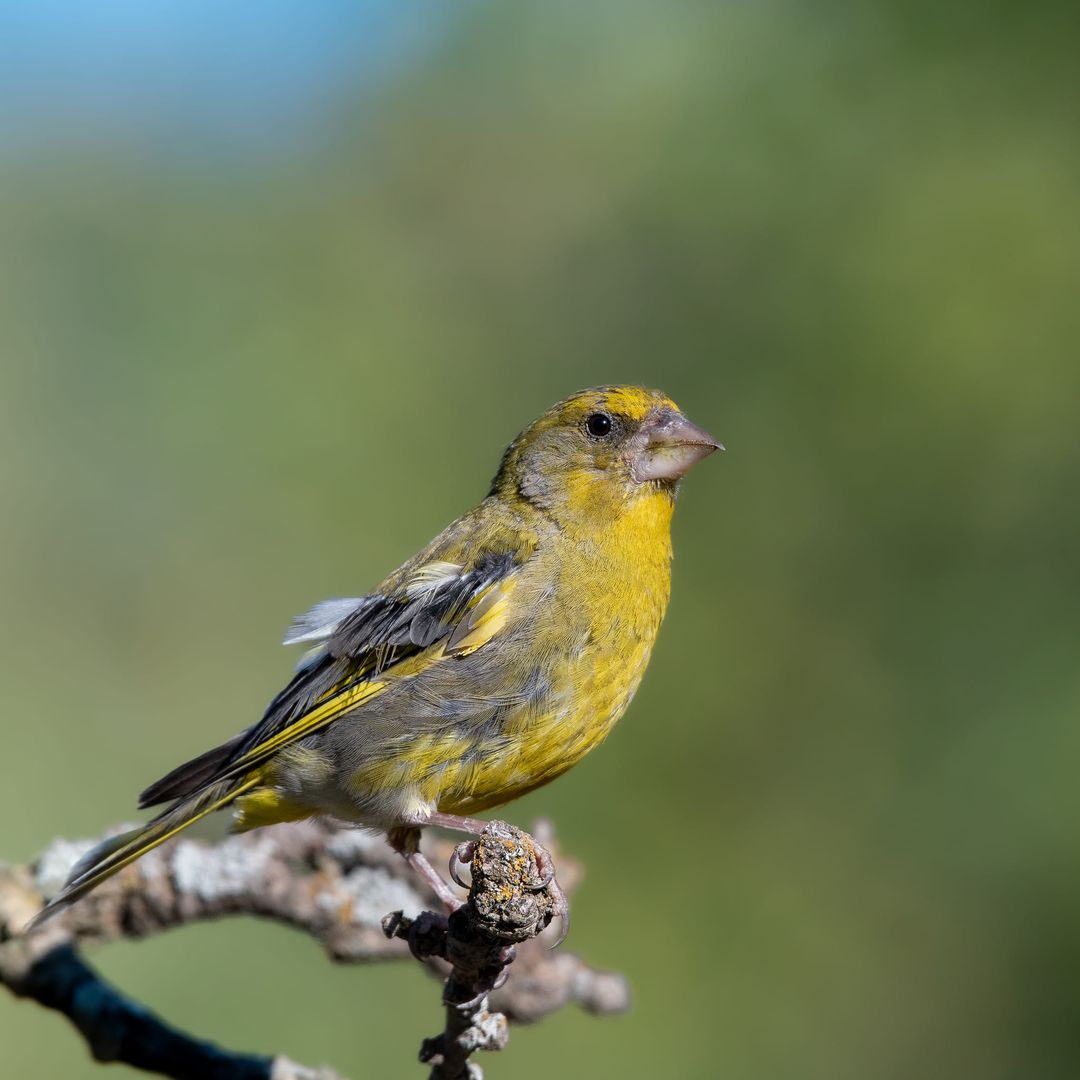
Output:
585 412 613 438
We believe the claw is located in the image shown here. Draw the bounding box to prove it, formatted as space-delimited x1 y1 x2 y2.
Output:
546 888 570 949
449 840 476 890
528 839 556 890
523 836 569 946
532 858 556 890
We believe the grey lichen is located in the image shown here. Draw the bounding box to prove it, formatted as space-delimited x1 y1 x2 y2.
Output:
172 834 276 902
330 866 423 929
34 837 99 896
5 818 627 1080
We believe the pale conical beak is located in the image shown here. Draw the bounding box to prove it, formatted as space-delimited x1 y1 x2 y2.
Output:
633 412 724 482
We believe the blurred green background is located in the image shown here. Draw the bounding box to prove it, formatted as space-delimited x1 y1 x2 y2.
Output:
2 1 1079 1077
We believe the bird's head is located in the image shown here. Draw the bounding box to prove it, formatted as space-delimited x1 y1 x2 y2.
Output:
490 386 721 528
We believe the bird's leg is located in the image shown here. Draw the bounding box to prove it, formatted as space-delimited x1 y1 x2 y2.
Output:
424 812 486 891
425 811 490 834
386 825 464 912
424 813 570 946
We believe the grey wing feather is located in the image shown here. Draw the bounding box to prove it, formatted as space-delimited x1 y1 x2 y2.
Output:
139 547 524 809
283 597 370 645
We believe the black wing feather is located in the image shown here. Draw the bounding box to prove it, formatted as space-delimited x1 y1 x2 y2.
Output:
138 548 522 809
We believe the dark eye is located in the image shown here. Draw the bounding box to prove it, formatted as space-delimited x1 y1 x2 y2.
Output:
585 412 613 438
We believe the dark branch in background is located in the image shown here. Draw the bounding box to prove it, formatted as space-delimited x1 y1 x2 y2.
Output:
0 818 628 1079
15 945 327 1080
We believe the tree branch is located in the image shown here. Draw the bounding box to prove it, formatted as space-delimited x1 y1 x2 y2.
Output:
14 944 339 1080
0 819 628 1077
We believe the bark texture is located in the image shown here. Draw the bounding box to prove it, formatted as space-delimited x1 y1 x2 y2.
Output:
0 819 628 1078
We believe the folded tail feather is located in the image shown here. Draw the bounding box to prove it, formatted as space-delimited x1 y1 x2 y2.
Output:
137 733 246 809
29 774 259 930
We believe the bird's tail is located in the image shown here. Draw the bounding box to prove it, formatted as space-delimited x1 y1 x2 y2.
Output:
29 774 260 930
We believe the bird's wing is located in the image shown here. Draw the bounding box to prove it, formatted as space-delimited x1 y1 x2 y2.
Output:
138 545 531 808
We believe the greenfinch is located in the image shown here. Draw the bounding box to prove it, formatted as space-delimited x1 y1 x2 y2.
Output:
36 386 720 927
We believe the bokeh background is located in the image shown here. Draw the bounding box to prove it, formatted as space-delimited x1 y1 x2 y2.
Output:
2 1 1079 1077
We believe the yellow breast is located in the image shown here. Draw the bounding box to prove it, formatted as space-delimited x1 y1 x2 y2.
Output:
430 485 675 815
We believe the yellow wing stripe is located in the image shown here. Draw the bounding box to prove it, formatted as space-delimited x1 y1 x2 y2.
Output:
225 575 518 775
448 577 518 656
230 678 388 771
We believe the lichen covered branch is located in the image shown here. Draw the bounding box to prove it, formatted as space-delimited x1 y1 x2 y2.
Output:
0 819 628 1078
384 821 579 1078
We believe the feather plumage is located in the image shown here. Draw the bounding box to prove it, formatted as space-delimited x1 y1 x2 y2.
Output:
35 386 719 924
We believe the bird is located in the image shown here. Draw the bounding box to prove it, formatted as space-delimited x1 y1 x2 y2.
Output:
33 385 721 934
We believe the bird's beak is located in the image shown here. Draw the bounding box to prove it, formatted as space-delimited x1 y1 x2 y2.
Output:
633 411 724 482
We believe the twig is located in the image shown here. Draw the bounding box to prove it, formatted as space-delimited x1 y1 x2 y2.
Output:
384 821 571 1078
0 819 629 1077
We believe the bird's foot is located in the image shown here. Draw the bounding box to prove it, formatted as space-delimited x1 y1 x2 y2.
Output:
387 824 465 913
410 851 465 912
443 826 569 948
397 815 570 943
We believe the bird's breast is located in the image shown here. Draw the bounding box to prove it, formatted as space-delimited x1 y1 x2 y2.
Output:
432 503 674 815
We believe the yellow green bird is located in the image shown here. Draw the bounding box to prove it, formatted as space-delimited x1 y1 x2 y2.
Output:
35 386 720 931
